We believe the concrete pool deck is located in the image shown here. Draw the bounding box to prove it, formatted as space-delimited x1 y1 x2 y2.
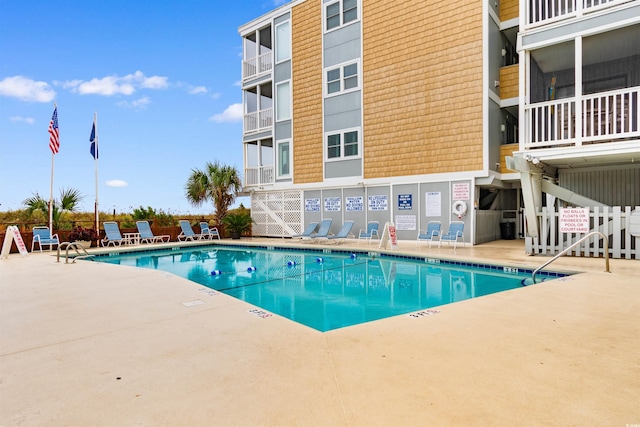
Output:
1 239 638 426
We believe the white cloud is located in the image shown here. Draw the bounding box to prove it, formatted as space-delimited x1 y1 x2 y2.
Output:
106 180 128 187
63 71 168 96
0 76 56 102
74 76 136 96
9 116 35 124
117 96 151 109
138 74 168 89
209 103 243 123
188 86 207 95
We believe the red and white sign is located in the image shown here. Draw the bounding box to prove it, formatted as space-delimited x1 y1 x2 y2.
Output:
452 183 470 200
388 224 398 249
379 222 399 250
1 225 29 259
559 208 590 233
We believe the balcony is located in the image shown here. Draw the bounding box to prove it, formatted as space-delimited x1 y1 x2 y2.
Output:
244 166 274 187
244 108 273 134
526 0 632 28
243 52 272 80
524 86 639 148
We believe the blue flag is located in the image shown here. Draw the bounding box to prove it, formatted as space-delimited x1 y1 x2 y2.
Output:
89 121 98 159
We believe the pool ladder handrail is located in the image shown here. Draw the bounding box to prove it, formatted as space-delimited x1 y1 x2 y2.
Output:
56 242 94 264
531 231 610 284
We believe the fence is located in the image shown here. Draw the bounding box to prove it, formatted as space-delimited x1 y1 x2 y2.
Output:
527 206 640 259
0 221 250 254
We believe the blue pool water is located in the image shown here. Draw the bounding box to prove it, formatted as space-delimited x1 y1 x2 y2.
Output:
93 246 564 331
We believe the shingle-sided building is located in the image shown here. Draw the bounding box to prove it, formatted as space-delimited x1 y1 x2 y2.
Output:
239 0 640 258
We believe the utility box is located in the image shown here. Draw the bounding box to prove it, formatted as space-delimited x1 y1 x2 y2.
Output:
500 222 516 240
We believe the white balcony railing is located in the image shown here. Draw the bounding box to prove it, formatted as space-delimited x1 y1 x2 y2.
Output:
244 108 273 134
524 86 639 148
242 51 273 80
526 0 631 28
244 166 274 186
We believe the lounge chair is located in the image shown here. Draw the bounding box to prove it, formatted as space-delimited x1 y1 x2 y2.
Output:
101 222 128 246
358 221 379 245
199 222 221 240
291 222 318 239
440 221 465 249
178 220 205 241
326 220 355 243
416 221 441 248
136 221 170 244
301 219 332 243
31 226 60 252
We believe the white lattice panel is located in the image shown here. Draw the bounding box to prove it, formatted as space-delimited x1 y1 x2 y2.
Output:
251 190 303 237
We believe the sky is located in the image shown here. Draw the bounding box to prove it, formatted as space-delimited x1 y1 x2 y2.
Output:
0 0 287 215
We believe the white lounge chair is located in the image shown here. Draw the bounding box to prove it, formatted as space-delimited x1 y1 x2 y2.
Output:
200 222 221 240
101 222 128 246
326 220 355 244
178 220 205 241
136 221 170 244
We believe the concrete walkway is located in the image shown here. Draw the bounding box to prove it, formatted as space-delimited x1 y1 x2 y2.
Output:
1 240 638 426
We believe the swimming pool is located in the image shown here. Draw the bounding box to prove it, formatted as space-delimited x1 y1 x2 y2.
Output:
93 245 566 331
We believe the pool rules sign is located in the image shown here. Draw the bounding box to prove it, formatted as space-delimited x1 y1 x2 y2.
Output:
559 208 590 233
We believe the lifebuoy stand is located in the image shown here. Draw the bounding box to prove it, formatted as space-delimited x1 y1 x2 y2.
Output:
452 200 468 219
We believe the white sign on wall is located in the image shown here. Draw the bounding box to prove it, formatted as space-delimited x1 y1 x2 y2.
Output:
324 197 341 212
395 215 416 231
305 198 320 212
559 207 590 233
345 196 364 211
368 195 388 211
425 191 442 217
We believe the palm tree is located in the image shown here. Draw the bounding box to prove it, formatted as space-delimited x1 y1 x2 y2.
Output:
22 187 84 229
185 161 242 226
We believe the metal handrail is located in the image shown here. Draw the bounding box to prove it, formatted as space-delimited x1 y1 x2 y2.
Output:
531 231 610 284
56 242 94 264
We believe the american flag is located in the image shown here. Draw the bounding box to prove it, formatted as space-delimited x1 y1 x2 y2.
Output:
48 106 59 154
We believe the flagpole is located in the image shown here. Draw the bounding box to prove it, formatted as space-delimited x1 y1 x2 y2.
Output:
94 112 99 232
49 152 54 232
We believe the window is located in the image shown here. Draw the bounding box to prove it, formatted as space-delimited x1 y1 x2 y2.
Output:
327 69 341 94
343 0 357 23
275 21 290 63
325 0 359 32
326 129 359 160
277 140 291 178
343 63 357 90
276 81 291 121
327 134 341 159
325 61 359 95
344 131 358 156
